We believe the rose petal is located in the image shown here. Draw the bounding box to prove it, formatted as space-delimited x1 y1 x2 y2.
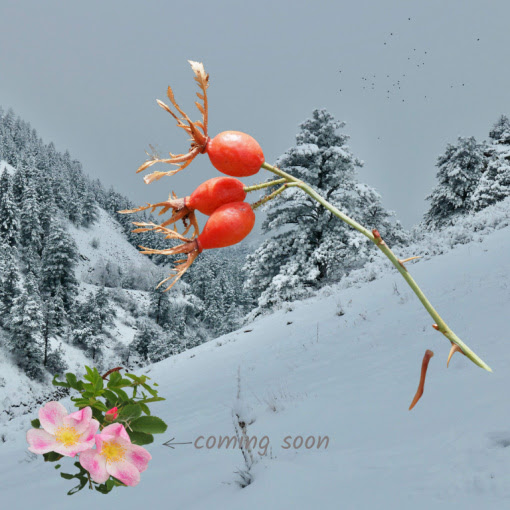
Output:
78 419 100 444
64 406 92 434
80 449 109 484
124 443 152 473
39 401 68 435
27 428 58 454
100 423 131 442
107 458 141 487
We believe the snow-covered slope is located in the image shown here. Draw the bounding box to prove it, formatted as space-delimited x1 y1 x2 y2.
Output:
1 208 509 509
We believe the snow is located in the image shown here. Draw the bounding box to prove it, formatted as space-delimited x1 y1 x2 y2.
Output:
1 207 510 508
0 160 16 176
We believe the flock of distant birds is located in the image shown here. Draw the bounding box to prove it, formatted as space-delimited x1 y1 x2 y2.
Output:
338 17 481 103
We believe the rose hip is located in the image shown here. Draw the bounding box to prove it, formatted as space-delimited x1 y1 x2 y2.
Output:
205 131 264 177
196 201 255 250
187 177 246 215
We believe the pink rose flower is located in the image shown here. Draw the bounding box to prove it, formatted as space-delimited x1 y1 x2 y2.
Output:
79 423 151 487
27 401 99 457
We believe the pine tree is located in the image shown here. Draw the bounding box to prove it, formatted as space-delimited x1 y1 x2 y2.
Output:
81 189 98 227
244 109 402 311
93 286 116 332
7 273 44 380
0 247 20 327
0 170 18 246
19 180 44 257
423 136 485 229
471 115 510 211
148 286 171 326
40 221 79 310
41 286 67 367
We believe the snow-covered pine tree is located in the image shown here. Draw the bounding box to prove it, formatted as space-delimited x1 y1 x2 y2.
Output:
40 220 79 310
148 286 172 326
423 136 485 229
0 170 18 247
244 108 403 312
41 287 67 367
7 272 44 380
81 189 98 227
0 246 20 327
19 179 44 257
130 318 165 363
93 285 116 333
471 115 510 211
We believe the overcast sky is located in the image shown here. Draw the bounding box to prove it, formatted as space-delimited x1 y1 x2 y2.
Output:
1 0 509 230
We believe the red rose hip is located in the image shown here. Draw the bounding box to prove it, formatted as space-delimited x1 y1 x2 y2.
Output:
197 202 255 251
205 131 265 177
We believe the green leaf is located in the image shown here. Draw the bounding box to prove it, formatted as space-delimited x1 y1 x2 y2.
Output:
106 478 115 490
139 396 166 404
108 371 122 387
43 451 63 462
111 387 130 402
141 383 158 397
55 464 61 469
130 416 167 434
102 389 118 406
139 402 150 415
118 404 142 421
65 373 79 389
125 373 142 383
60 472 75 480
94 377 104 392
52 374 70 388
118 378 132 387
128 431 154 445
71 398 91 407
91 401 108 412
31 418 41 428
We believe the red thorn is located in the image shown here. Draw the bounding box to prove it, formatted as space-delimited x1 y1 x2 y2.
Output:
432 324 439 331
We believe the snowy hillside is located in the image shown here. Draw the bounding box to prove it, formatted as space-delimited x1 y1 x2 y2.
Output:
1 204 509 509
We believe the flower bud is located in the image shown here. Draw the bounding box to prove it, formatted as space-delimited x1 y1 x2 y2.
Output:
105 407 118 421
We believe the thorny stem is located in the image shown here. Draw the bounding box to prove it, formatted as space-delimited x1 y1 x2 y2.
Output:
261 162 492 373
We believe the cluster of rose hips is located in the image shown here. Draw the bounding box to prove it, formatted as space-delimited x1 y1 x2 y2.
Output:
120 61 269 291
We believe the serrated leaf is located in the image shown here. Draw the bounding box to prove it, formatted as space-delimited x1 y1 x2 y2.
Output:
94 377 104 392
130 416 167 434
118 404 142 421
128 431 154 446
102 389 118 406
111 387 130 402
139 403 150 415
108 371 122 386
91 401 108 412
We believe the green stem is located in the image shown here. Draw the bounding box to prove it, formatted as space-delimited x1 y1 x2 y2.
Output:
260 162 492 373
251 182 299 210
244 178 287 193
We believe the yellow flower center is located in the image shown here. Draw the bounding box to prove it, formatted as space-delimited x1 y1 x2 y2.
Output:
101 440 126 463
55 425 80 447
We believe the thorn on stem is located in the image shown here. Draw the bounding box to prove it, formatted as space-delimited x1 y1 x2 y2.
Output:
432 324 439 331
447 342 465 367
372 229 385 246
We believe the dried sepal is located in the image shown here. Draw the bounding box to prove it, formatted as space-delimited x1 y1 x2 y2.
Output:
138 239 200 292
137 61 210 182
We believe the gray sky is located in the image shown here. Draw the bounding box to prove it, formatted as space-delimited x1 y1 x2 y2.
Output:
1 0 509 230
